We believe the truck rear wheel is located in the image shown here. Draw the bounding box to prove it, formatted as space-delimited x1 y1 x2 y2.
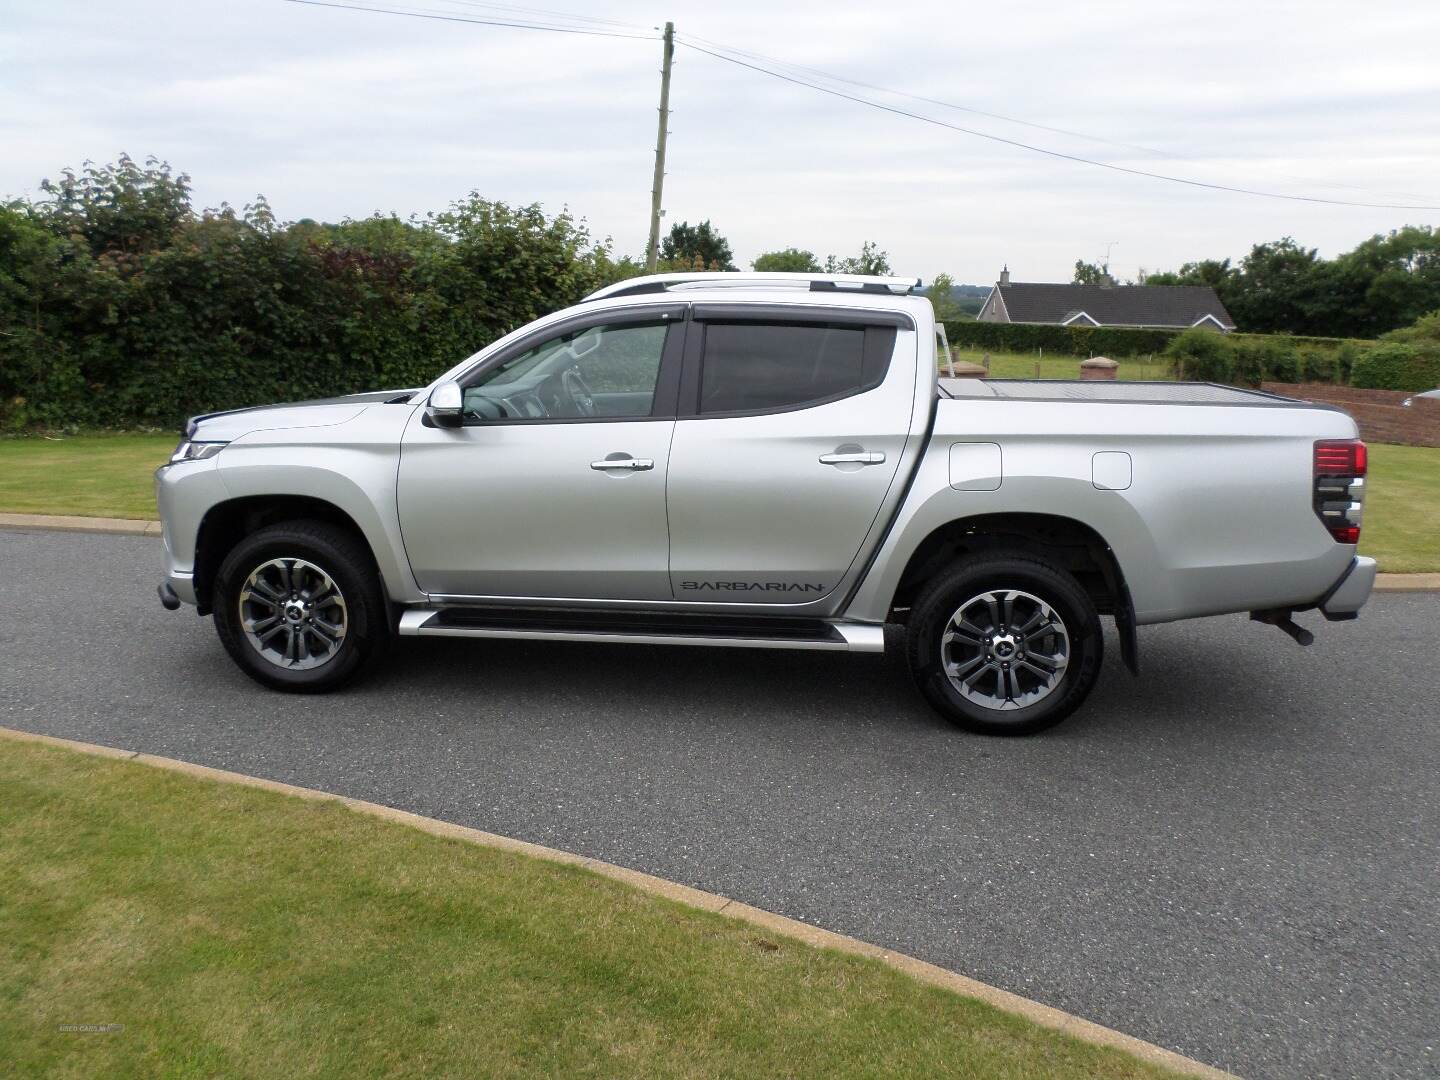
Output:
212 520 391 693
907 554 1102 735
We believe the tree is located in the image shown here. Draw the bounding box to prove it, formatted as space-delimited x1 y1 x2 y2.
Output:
659 219 735 270
824 240 891 276
1141 258 1236 291
752 247 820 273
1072 260 1107 285
926 272 965 322
1141 228 1440 337
1223 238 1328 334
36 154 193 256
0 155 639 429
1335 227 1440 338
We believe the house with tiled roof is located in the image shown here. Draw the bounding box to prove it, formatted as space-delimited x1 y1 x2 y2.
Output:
977 267 1236 331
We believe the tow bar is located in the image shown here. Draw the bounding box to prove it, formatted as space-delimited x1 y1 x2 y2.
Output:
1250 609 1314 647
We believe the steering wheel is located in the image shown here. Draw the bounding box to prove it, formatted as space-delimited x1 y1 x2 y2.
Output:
561 367 598 417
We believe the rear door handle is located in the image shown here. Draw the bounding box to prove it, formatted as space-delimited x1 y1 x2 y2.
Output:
819 451 886 466
590 456 654 471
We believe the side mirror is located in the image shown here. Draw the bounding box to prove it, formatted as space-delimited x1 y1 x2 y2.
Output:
427 381 464 428
571 327 601 359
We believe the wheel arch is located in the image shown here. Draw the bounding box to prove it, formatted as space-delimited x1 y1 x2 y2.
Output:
889 512 1138 673
193 495 379 615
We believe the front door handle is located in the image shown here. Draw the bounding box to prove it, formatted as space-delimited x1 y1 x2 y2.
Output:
590 456 654 471
819 451 886 466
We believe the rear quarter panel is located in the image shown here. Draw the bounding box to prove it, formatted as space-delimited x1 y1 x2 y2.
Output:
845 397 1359 624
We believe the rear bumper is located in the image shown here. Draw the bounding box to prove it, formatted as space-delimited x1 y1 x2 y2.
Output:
1319 556 1377 620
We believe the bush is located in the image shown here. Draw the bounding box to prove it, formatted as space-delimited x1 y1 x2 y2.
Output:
1259 337 1299 382
1164 328 1234 382
0 158 630 430
1381 308 1440 348
1298 347 1334 383
1334 343 1361 383
1230 341 1265 387
1349 342 1440 391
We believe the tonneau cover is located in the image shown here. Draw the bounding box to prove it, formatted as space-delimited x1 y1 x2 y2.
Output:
938 379 1308 407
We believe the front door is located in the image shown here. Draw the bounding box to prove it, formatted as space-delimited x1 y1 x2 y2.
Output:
665 311 913 605
398 311 683 600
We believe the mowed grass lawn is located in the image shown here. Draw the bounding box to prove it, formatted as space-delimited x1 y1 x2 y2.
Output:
1 432 1436 571
1363 443 1440 572
0 738 1184 1080
0 432 174 519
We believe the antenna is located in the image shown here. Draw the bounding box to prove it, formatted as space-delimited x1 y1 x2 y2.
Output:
1101 241 1119 278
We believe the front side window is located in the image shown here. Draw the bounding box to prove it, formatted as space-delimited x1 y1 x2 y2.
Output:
463 322 668 421
698 322 884 415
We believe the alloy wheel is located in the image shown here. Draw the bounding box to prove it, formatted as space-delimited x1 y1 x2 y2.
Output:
940 588 1070 711
237 557 348 671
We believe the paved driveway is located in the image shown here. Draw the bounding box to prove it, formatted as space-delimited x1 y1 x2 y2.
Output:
2 528 1436 1079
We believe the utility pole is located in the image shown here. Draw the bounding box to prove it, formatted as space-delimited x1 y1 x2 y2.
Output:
645 21 675 272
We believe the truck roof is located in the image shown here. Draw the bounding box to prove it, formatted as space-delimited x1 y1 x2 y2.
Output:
583 271 920 302
579 274 933 324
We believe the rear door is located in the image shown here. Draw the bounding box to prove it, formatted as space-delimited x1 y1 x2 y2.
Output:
665 304 915 605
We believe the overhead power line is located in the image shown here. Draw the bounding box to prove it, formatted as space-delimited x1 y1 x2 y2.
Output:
281 0 658 41
676 39 1440 212
678 31 1438 205
430 0 649 32
282 0 1440 212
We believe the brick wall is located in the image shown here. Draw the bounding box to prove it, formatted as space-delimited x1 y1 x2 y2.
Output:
1262 382 1440 447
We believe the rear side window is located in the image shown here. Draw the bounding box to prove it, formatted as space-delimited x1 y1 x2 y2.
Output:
697 322 894 415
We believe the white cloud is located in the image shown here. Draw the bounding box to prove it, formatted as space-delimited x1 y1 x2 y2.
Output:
2 0 1437 284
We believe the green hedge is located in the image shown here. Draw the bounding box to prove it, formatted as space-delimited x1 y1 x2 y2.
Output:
942 320 1178 358
0 158 647 431
942 319 1373 370
1350 342 1440 391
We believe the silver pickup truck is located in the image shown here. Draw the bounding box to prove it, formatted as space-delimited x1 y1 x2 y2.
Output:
156 272 1376 734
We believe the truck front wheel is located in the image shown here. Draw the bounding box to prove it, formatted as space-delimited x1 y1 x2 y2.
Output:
212 520 391 693
906 555 1103 735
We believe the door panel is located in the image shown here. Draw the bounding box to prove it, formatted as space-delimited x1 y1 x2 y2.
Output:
398 418 675 599
666 323 915 604
397 311 685 601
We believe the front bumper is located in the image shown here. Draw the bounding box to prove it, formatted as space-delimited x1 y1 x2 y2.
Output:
161 570 197 607
1319 556 1377 620
154 456 226 610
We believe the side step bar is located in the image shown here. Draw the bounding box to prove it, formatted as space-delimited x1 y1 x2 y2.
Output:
396 607 886 653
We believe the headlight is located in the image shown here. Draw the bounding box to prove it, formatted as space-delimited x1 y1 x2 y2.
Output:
168 440 228 464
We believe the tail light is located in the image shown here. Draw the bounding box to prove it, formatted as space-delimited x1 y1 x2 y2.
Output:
1313 439 1366 544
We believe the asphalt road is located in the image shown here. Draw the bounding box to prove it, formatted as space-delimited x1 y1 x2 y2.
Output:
2 528 1437 1079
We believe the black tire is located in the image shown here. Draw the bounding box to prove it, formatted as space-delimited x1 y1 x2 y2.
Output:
212 519 391 693
907 554 1103 736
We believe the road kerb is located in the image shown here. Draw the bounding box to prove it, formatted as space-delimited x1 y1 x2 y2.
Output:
0 512 160 536
1373 573 1440 591
0 724 1234 1080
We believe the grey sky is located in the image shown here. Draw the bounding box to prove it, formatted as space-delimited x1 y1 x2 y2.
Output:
4 0 1438 284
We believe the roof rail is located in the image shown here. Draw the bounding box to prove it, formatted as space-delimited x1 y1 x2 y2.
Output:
583 272 920 303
